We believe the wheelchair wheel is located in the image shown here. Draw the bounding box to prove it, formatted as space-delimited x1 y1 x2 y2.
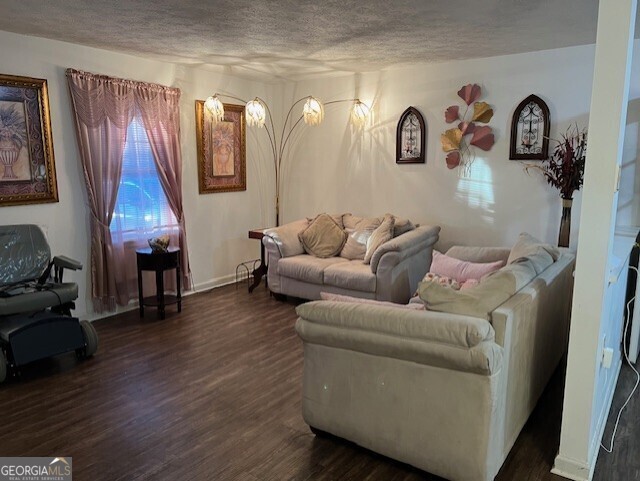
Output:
78 320 98 359
0 350 6 383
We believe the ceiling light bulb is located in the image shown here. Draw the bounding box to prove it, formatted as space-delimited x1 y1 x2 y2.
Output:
303 96 324 126
204 95 224 123
246 98 266 127
351 100 370 127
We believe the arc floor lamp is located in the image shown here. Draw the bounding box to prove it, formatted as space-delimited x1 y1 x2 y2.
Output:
204 93 370 226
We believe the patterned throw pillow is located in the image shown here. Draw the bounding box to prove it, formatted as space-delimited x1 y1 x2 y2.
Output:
298 213 348 258
421 272 461 290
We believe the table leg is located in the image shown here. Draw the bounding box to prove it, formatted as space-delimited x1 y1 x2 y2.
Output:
249 241 267 293
176 263 182 313
138 266 144 318
156 269 165 320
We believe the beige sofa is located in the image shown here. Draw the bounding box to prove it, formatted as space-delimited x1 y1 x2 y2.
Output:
262 218 441 303
294 245 575 481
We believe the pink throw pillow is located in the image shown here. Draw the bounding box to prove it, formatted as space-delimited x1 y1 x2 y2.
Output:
430 251 504 283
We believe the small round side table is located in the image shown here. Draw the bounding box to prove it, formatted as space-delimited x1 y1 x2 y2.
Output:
136 247 181 320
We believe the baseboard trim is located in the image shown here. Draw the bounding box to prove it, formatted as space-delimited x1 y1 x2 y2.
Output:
552 358 622 481
84 273 241 321
551 456 592 481
588 358 623 476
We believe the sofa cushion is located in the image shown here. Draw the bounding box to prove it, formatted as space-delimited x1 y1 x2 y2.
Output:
430 250 504 283
507 232 560 266
324 261 377 292
298 213 348 258
340 228 372 260
364 214 395 264
278 255 348 284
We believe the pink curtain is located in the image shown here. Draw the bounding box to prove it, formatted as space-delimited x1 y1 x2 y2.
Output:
66 69 190 310
136 88 191 289
66 69 133 312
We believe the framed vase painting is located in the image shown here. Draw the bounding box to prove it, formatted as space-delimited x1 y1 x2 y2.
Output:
195 100 246 193
396 106 426 164
0 74 58 206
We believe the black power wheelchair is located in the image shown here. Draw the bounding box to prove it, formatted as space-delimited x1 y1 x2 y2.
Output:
0 224 98 383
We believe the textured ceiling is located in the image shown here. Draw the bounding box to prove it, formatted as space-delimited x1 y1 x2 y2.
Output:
0 0 604 80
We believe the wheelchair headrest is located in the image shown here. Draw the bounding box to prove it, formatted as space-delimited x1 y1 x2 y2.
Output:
0 224 51 287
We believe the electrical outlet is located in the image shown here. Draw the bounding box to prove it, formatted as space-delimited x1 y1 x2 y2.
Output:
602 347 614 369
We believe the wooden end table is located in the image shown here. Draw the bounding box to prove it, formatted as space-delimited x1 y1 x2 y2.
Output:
136 247 182 319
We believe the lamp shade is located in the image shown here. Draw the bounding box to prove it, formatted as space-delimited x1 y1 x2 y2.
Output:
351 100 370 126
246 98 267 127
303 96 324 126
204 95 225 123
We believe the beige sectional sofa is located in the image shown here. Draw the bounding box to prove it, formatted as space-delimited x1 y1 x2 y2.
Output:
262 215 441 303
294 244 575 481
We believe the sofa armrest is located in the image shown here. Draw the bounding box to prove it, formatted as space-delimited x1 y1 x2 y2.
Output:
370 224 441 274
295 301 502 375
262 219 309 258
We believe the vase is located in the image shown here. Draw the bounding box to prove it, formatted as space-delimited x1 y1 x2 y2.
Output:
558 198 572 248
0 139 20 180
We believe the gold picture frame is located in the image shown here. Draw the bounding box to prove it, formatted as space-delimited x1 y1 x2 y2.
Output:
195 100 246 193
0 74 58 206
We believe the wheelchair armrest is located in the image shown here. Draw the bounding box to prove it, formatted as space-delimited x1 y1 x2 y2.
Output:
53 256 83 271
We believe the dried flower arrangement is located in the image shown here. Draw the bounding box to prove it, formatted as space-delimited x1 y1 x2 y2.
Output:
441 83 495 174
527 125 587 200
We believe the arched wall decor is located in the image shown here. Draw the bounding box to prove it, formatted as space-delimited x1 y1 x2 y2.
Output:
396 106 426 164
509 94 550 161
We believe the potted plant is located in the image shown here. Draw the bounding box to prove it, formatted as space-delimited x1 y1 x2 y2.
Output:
528 125 587 247
0 104 28 180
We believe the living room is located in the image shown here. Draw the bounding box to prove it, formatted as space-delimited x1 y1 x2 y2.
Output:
0 0 638 480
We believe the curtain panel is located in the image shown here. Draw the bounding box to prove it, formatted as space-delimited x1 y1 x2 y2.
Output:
66 69 190 312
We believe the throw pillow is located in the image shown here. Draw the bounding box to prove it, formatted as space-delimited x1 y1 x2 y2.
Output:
306 213 346 229
320 291 426 310
364 214 395 264
340 228 373 260
393 217 416 237
430 250 504 283
343 214 382 231
298 213 348 258
417 268 518 320
507 232 560 266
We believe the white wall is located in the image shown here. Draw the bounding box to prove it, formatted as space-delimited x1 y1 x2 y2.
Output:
281 45 598 251
0 30 279 319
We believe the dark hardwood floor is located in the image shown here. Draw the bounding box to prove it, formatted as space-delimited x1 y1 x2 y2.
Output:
0 283 638 481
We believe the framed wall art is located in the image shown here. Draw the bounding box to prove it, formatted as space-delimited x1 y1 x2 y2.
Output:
0 74 58 206
509 94 550 161
396 106 426 164
195 100 246 193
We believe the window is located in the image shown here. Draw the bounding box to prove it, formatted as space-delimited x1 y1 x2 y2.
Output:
110 118 178 239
